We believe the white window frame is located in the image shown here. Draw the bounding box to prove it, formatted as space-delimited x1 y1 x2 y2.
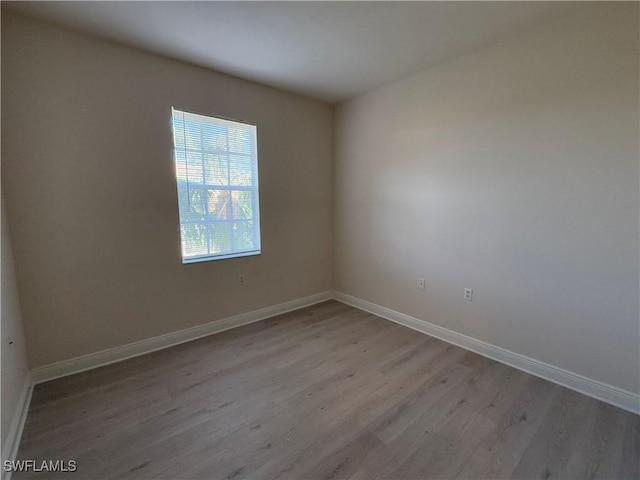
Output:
171 108 261 264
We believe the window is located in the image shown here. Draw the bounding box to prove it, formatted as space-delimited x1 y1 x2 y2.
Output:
171 108 261 263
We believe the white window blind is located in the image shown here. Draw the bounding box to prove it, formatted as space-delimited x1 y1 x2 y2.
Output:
171 108 261 263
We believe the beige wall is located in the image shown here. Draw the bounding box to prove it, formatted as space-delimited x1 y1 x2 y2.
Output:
334 3 640 394
1 12 333 368
1 195 30 454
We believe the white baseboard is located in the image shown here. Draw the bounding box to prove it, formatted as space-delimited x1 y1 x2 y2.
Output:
1 373 33 480
31 291 333 384
333 291 640 415
4 287 637 478
19 286 640 453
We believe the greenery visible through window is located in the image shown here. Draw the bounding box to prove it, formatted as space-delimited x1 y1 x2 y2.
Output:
171 108 261 263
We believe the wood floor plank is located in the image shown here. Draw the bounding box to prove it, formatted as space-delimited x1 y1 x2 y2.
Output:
455 376 560 479
562 400 633 480
510 388 599 479
14 300 639 480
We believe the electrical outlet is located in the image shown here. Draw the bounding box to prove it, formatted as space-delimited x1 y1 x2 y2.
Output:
417 277 425 290
239 274 246 285
464 288 473 301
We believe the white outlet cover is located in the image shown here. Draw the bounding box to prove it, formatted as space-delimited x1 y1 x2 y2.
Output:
417 277 425 289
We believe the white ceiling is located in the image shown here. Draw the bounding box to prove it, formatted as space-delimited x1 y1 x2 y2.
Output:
3 1 583 103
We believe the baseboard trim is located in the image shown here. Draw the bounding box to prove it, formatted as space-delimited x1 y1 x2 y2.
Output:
23 288 640 413
1 373 33 480
31 291 333 384
333 291 640 415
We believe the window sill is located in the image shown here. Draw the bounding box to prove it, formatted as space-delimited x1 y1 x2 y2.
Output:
182 250 261 264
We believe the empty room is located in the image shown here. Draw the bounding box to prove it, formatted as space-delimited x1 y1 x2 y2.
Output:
1 1 639 479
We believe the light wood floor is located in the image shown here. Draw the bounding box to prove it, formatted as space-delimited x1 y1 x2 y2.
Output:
16 301 639 479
